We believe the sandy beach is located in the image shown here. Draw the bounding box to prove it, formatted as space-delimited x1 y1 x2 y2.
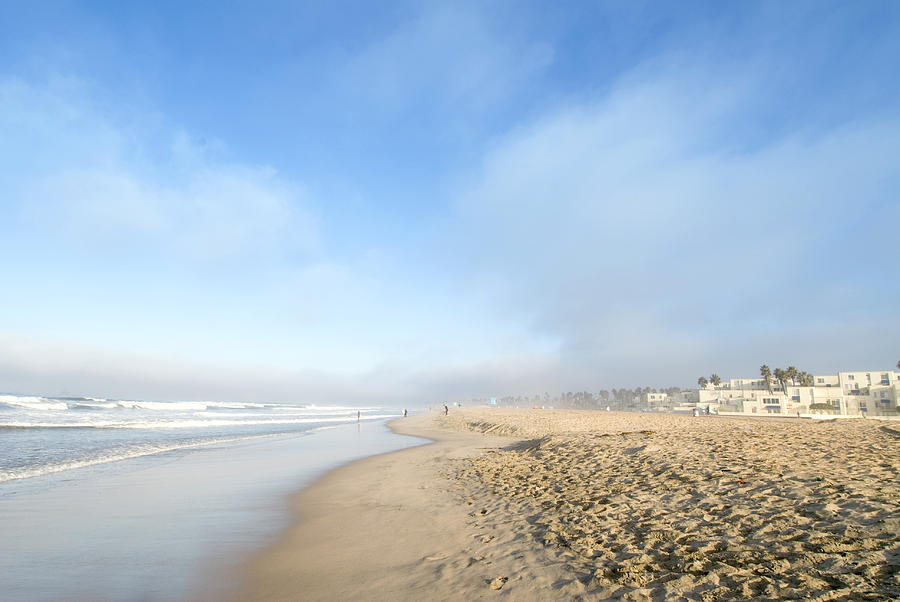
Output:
234 409 899 601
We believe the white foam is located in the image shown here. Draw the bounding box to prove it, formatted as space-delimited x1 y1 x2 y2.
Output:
0 395 69 411
0 413 398 430
0 434 278 482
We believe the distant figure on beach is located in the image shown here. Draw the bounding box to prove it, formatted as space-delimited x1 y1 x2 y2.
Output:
693 408 700 417
403 409 407 418
606 406 610 412
443 404 448 415
357 410 360 421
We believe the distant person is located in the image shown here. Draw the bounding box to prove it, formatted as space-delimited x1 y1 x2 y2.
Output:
357 410 360 421
403 409 407 418
606 406 610 412
443 404 449 415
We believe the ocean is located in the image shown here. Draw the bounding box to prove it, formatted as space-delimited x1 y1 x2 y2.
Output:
0 393 426 600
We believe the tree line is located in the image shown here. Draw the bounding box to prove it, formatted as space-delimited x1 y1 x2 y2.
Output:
483 387 685 410
698 365 817 391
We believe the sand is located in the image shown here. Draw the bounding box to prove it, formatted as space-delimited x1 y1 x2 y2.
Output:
234 409 900 601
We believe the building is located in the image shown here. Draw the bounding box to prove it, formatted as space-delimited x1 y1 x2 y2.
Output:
641 391 669 410
694 369 900 416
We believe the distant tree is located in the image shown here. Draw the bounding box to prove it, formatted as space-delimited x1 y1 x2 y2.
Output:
799 371 814 387
698 376 708 388
760 364 773 392
786 366 799 386
599 390 609 402
710 374 722 387
773 368 787 392
809 402 834 412
897 360 900 370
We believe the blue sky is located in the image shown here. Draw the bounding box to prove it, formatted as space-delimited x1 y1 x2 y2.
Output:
1 1 898 403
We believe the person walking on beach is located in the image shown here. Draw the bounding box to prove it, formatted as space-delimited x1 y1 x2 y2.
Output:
357 410 360 421
443 404 449 415
403 409 407 418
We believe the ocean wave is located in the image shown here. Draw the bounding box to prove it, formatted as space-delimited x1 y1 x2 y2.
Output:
0 413 399 430
0 395 329 413
0 395 69 411
0 434 279 483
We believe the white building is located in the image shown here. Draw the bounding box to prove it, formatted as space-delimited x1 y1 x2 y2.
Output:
695 369 900 416
642 391 669 410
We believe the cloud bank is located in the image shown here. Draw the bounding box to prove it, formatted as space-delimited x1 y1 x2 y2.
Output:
449 60 900 387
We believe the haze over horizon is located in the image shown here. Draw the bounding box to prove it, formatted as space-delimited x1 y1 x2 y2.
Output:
1 2 898 404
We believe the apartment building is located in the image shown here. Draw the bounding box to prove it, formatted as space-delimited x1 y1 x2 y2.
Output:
696 369 900 416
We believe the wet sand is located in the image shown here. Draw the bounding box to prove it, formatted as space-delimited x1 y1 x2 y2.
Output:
234 409 900 601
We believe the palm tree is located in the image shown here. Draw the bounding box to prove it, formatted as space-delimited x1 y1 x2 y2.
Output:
799 371 814 387
698 376 708 389
710 374 722 387
786 366 799 386
773 368 787 392
760 364 772 392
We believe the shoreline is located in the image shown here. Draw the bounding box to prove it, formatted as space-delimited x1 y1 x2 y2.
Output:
230 409 900 601
0 417 425 602
230 412 589 601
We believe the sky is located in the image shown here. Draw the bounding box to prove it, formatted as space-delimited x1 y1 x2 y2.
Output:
1 1 898 404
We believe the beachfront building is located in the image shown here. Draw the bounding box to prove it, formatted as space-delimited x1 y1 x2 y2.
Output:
695 369 900 416
642 391 669 410
838 370 900 415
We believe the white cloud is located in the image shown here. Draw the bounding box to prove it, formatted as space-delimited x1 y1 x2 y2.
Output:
451 61 900 387
2 77 318 265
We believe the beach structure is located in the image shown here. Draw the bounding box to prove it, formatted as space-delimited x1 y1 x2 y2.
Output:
696 369 900 416
642 391 669 410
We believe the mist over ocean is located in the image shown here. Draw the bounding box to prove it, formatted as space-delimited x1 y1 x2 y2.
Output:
0 393 424 600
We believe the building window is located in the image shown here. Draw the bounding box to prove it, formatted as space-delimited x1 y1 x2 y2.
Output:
848 375 855 380
817 378 824 384
859 401 867 411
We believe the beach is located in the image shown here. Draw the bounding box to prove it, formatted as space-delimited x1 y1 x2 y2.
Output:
0 410 422 602
236 408 899 601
